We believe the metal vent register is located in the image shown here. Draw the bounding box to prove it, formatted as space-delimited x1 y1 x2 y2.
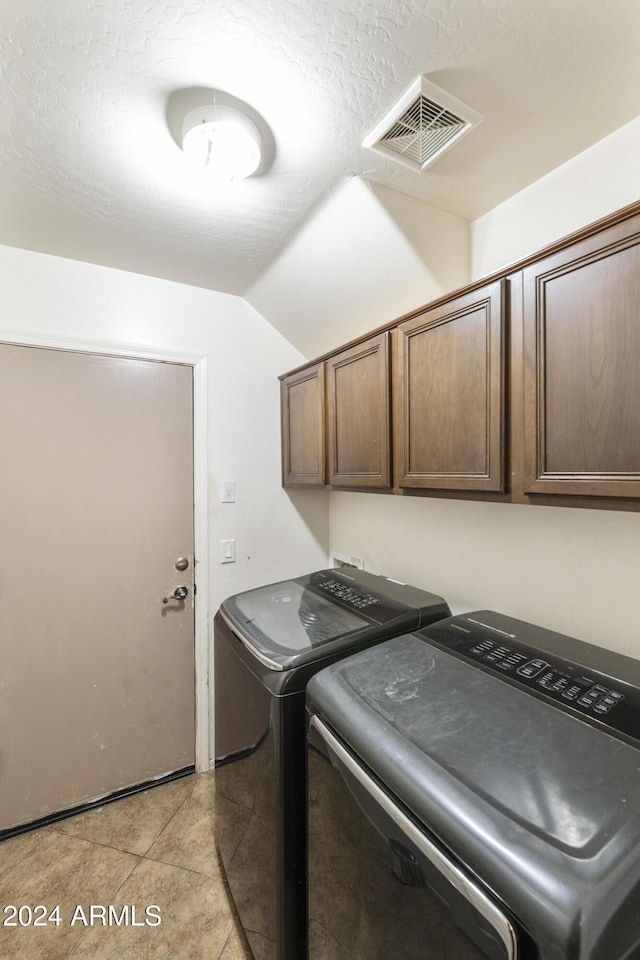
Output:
364 76 482 172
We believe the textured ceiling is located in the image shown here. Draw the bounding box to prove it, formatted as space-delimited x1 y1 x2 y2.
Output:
1 0 639 295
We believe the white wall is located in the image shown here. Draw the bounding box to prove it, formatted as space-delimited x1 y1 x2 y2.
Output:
0 244 330 762
326 120 640 660
330 495 640 658
246 176 470 358
471 115 640 280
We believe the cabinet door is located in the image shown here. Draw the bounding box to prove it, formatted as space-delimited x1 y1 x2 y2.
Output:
327 332 391 488
523 213 640 497
395 280 505 491
280 363 326 487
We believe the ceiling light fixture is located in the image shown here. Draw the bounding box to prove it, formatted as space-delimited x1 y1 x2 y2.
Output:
182 104 262 181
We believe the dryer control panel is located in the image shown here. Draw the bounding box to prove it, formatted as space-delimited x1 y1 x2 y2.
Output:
421 612 640 747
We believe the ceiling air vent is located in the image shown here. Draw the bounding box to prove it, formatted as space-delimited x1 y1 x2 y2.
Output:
363 76 483 173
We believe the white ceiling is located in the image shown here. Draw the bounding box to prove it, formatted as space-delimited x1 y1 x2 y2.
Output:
1 0 640 296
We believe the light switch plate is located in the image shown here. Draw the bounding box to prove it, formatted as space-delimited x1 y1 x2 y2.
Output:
221 481 236 503
221 539 236 563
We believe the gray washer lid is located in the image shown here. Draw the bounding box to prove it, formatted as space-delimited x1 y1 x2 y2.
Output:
220 568 449 670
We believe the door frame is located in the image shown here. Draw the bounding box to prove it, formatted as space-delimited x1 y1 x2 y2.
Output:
1 329 210 772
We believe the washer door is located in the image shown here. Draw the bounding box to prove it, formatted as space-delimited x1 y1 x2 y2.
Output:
308 716 518 960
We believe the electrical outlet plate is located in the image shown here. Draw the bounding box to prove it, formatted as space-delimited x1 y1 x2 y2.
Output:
332 553 364 570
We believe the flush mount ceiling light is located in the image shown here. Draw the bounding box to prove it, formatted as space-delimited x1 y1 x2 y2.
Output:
363 76 483 172
182 104 262 180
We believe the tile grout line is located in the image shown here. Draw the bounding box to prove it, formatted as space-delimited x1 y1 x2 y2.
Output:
50 782 220 885
0 830 50 879
51 776 201 859
51 826 147 860
141 787 195 856
0 775 250 960
109 850 147 902
141 848 229 882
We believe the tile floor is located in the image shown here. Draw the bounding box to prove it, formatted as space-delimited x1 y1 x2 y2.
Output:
0 772 254 960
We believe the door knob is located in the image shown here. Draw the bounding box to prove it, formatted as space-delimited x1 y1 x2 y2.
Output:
163 586 189 604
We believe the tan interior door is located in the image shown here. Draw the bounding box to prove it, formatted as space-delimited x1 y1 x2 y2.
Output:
0 344 195 832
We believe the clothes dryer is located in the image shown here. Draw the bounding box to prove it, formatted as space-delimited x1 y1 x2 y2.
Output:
307 611 640 960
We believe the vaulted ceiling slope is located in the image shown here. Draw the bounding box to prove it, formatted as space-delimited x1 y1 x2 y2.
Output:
1 0 639 295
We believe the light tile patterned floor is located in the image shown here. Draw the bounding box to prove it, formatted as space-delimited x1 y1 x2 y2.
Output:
0 772 253 960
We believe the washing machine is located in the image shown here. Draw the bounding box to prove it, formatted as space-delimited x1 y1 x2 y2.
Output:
307 610 640 960
213 567 450 960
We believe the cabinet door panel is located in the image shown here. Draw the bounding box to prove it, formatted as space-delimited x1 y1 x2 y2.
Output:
396 281 505 491
280 363 326 487
523 215 640 496
328 332 390 488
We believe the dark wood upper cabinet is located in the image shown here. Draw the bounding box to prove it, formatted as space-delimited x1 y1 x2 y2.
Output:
279 202 640 509
327 332 391 488
280 362 326 487
523 211 640 498
395 280 505 491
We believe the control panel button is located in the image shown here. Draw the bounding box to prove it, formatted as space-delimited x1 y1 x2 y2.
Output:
537 671 555 688
318 580 378 609
577 696 595 707
470 641 495 656
442 620 632 735
517 659 549 678
497 654 527 671
593 702 612 714
572 686 624 715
